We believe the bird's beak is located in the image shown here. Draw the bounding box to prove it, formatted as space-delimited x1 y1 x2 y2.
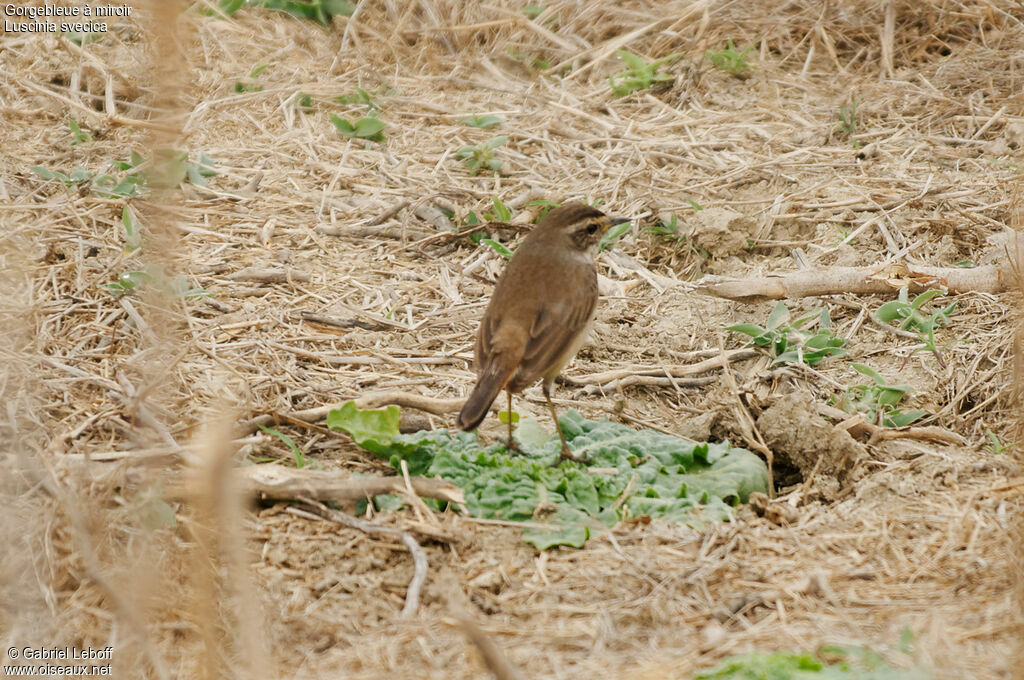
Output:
609 217 631 226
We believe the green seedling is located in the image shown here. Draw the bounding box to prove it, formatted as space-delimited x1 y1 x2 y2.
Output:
330 113 386 142
984 431 1013 455
528 199 560 222
727 302 848 365
839 97 861 147
609 49 681 97
31 166 93 186
121 205 141 253
695 644 928 679
646 213 683 239
293 92 314 110
876 287 955 367
102 266 209 299
598 219 630 252
69 118 92 145
336 86 385 112
327 402 769 549
507 46 551 71
250 0 355 24
258 424 310 468
456 135 507 174
460 114 503 129
497 410 520 425
481 238 514 259
705 39 754 77
235 63 270 93
521 5 544 19
837 363 927 428
484 196 512 222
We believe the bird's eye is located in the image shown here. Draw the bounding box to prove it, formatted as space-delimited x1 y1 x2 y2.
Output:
586 223 598 235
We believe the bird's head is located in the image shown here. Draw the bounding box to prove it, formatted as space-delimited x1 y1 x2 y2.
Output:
535 202 631 254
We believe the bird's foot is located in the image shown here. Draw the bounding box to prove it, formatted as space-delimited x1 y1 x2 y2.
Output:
551 445 588 466
504 438 525 456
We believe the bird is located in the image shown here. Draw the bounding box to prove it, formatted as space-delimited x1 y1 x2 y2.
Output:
457 202 630 461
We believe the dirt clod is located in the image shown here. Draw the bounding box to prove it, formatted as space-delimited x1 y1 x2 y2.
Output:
757 392 866 499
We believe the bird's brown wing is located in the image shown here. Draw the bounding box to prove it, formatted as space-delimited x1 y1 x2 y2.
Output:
509 290 597 390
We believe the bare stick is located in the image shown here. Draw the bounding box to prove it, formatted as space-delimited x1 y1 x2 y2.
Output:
238 465 465 505
816 403 966 446
698 263 1009 302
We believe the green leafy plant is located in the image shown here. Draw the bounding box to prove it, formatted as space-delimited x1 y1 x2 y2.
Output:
876 287 955 366
69 118 92 145
839 97 861 146
456 135 507 174
705 39 754 77
327 402 770 549
235 63 271 93
527 199 560 222
121 205 141 253
507 46 551 71
258 424 310 468
646 213 683 239
695 645 929 679
983 430 1013 455
609 49 681 97
727 303 848 365
101 265 209 299
837 364 927 428
330 113 386 142
336 86 386 112
598 219 631 252
248 0 355 24
460 113 503 129
484 196 512 222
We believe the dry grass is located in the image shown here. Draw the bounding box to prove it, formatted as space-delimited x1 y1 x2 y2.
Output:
2 0 1023 677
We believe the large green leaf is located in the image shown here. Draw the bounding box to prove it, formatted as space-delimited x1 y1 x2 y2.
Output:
327 402 770 549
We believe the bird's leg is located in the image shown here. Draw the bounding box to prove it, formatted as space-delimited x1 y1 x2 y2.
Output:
505 389 519 453
543 382 586 463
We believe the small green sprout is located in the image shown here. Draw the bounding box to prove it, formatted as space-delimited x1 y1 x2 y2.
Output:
456 135 507 174
609 49 681 97
521 5 544 19
253 0 355 24
484 196 512 222
507 46 551 71
330 113 386 142
336 86 382 112
646 213 683 239
837 363 927 427
727 302 848 365
235 63 270 93
705 39 754 77
983 431 1010 455
258 424 310 468
460 114 503 129
481 238 513 259
121 205 141 253
69 118 92 145
875 287 955 366
598 219 630 252
839 97 861 146
101 265 209 299
528 199 560 222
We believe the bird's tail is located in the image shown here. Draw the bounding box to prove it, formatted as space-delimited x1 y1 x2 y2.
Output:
457 357 517 431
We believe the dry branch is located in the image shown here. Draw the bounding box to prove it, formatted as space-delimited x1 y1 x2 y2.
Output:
698 263 1010 302
240 465 465 505
817 404 966 446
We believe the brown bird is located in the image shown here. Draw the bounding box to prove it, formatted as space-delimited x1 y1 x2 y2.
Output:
457 202 630 461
